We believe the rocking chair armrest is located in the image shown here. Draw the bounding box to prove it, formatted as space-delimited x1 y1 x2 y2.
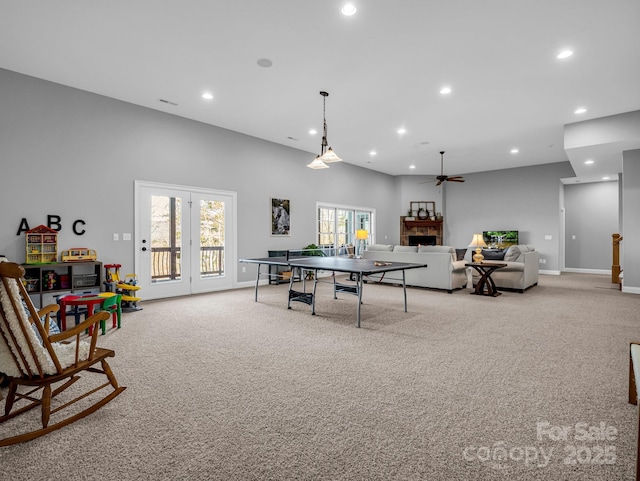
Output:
36 304 60 318
49 310 110 343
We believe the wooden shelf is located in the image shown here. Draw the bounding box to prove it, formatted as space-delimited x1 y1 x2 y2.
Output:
21 261 103 308
403 219 443 229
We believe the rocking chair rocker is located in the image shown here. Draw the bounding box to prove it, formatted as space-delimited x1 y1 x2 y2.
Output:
0 259 125 446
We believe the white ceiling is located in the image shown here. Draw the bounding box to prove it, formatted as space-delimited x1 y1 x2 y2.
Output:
1 1 639 181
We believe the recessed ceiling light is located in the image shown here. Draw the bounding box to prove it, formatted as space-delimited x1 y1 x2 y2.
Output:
309 129 317 135
369 150 377 156
440 86 452 95
584 159 594 165
602 176 610 180
397 128 406 135
409 165 416 170
257 58 273 68
202 92 213 100
574 107 587 114
510 148 519 154
341 3 357 16
557 49 573 59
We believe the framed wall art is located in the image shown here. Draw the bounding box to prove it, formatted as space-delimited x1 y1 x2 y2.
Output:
271 198 290 236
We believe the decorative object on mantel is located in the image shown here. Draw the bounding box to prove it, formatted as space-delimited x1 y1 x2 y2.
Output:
410 201 435 221
468 233 488 263
307 91 343 169
405 209 415 221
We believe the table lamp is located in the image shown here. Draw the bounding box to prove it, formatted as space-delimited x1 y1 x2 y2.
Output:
468 233 487 263
356 229 368 257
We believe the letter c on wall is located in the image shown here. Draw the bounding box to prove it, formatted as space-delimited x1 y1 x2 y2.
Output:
73 219 86 235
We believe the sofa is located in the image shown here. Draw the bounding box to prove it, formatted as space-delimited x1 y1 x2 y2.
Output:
465 244 539 293
362 243 539 294
362 244 467 293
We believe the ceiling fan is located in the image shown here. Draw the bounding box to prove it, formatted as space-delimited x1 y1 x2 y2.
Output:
420 151 465 186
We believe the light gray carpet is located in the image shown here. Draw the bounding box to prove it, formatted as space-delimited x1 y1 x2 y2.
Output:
1 273 638 480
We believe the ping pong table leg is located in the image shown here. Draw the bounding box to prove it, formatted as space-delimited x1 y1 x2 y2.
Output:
311 269 318 315
287 267 295 310
333 272 337 299
356 273 363 328
254 263 262 302
402 270 408 312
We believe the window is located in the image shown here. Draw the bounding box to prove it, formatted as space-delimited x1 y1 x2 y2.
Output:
317 203 374 256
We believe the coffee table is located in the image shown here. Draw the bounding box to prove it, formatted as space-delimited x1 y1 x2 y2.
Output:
466 262 507 297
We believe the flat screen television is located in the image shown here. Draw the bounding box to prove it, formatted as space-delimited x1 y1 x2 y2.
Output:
483 230 518 249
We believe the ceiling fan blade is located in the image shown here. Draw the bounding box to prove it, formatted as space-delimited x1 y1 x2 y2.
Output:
435 180 444 186
447 178 465 182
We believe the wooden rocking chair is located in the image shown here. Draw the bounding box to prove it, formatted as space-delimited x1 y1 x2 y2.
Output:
0 260 125 446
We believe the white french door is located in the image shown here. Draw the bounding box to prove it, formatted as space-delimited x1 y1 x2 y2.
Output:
135 181 236 300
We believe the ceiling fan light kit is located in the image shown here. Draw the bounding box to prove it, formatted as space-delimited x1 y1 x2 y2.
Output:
307 91 343 169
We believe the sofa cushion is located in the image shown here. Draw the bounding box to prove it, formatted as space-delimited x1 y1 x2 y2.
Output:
366 244 394 252
393 245 418 253
482 249 506 260
504 244 536 262
418 245 456 262
503 245 521 262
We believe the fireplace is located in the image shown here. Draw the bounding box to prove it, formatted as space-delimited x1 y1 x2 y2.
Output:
408 235 437 246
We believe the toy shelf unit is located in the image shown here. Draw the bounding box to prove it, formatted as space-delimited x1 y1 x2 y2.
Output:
25 225 58 264
22 261 103 308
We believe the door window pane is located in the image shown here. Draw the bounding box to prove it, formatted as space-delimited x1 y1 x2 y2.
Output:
150 195 182 282
317 205 374 256
200 200 225 278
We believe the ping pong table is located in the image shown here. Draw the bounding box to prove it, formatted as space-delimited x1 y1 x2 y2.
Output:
240 255 427 327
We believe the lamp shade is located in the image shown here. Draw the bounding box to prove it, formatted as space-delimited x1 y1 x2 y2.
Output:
468 234 487 249
319 147 343 163
307 156 330 169
356 229 368 240
468 233 487 263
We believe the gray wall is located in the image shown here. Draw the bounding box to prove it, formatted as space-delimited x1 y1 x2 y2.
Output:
622 149 640 291
564 181 619 270
0 68 623 289
0 68 398 283
444 163 576 272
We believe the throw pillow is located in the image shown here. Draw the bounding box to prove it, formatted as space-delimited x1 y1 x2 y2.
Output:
455 248 467 261
482 249 506 260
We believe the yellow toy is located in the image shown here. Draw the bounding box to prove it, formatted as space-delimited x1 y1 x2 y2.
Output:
104 264 142 312
61 248 98 262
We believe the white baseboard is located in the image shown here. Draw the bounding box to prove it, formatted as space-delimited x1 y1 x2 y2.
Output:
540 269 561 276
622 285 640 295
236 280 260 289
562 268 610 275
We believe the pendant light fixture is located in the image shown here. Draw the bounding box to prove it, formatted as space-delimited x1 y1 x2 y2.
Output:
307 91 343 169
